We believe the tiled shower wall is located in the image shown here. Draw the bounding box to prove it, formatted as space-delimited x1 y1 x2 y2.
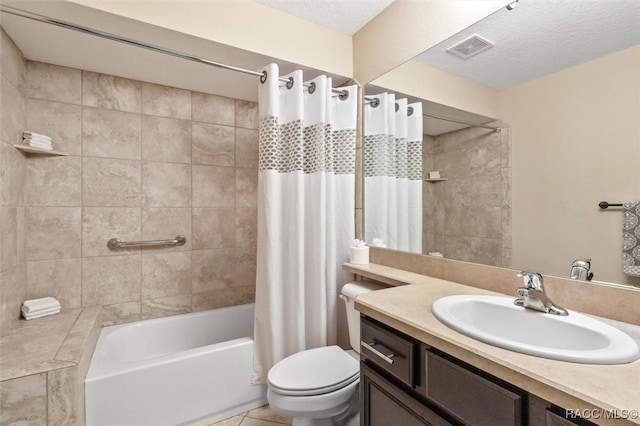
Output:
0 29 28 333
2 35 258 327
422 125 511 268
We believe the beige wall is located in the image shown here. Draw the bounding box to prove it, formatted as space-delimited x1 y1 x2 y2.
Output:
370 60 499 118
1 31 259 329
354 0 511 84
500 45 640 286
0 28 28 333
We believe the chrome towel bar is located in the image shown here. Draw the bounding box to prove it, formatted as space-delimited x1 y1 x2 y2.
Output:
107 235 187 250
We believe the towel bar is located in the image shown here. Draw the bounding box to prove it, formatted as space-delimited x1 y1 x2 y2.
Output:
598 201 623 209
108 235 187 249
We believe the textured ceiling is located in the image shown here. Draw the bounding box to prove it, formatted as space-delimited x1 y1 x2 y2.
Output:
415 0 640 90
256 0 394 35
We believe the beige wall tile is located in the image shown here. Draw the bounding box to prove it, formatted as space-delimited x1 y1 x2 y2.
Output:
141 207 191 252
235 168 258 208
469 237 502 266
0 264 27 331
1 207 17 272
192 92 234 125
82 255 140 306
141 251 191 299
82 207 141 257
192 122 235 166
192 208 235 249
192 286 255 312
26 156 81 206
235 207 257 248
1 28 27 91
192 249 235 293
141 115 191 163
82 71 141 113
82 157 141 207
0 373 47 425
469 136 501 176
47 366 78 425
26 62 81 104
142 83 191 119
0 143 26 206
235 128 258 168
26 99 82 155
27 259 81 309
1 76 26 144
235 100 258 129
141 295 191 320
142 161 191 207
101 301 140 326
235 247 256 288
26 207 81 261
82 107 141 159
192 165 235 207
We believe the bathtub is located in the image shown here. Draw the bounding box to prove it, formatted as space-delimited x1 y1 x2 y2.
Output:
85 303 267 426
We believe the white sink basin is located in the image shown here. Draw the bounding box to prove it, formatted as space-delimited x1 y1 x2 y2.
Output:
431 295 640 365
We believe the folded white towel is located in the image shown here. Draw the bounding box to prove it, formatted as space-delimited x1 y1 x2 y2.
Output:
22 306 60 320
22 296 60 313
23 131 52 141
23 136 54 145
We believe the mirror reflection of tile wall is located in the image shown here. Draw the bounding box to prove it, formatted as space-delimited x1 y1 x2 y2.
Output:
422 123 511 267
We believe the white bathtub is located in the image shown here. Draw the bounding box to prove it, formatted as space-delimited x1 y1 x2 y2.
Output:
85 303 267 426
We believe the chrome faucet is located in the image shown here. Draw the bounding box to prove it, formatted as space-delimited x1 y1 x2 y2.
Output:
514 271 568 316
570 259 593 281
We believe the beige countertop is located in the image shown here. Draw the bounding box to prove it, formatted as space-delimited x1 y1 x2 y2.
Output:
347 263 640 426
0 306 102 382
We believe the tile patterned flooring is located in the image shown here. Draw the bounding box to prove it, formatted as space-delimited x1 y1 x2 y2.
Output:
209 405 292 426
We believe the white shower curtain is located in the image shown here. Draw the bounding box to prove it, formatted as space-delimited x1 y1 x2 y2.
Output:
252 64 357 384
364 93 422 253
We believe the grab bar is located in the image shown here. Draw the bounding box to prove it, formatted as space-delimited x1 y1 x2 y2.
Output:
107 235 187 250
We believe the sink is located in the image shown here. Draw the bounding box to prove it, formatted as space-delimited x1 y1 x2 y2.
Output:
431 295 640 364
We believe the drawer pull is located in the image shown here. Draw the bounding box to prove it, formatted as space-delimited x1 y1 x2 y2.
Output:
362 341 395 364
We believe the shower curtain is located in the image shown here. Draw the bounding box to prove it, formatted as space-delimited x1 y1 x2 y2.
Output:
364 93 423 252
252 64 357 384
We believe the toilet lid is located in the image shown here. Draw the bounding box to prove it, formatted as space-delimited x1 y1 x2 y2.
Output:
268 346 359 396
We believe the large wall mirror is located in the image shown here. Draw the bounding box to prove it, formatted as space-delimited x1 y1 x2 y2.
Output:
363 0 640 287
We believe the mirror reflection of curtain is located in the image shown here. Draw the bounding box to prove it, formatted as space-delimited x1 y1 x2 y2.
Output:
365 93 423 252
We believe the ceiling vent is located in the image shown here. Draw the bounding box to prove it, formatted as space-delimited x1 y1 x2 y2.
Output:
446 35 494 59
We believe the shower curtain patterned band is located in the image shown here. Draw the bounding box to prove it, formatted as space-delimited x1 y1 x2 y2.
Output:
252 63 357 384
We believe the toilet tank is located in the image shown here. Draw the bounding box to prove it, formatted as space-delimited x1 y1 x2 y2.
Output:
341 281 385 353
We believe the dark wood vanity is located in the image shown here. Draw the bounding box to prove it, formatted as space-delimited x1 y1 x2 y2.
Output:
360 316 596 426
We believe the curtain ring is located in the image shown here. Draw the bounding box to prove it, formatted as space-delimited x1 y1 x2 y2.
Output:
308 81 316 94
260 70 267 84
395 103 399 112
369 97 380 108
286 76 294 89
408 106 414 116
338 90 349 101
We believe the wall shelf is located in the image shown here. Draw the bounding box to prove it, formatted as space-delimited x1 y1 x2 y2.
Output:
14 144 68 156
424 178 448 182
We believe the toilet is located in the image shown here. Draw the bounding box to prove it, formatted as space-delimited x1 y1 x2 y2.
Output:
266 281 384 426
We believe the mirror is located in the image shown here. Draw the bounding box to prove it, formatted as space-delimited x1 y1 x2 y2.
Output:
363 0 640 287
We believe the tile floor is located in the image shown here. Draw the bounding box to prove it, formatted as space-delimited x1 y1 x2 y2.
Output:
209 405 292 426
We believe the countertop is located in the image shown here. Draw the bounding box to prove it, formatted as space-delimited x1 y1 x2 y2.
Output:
347 263 640 426
0 306 101 381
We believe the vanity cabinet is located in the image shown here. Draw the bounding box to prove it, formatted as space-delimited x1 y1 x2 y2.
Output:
360 316 597 426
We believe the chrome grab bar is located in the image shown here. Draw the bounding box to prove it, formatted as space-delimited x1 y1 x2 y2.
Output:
361 341 395 364
107 235 187 250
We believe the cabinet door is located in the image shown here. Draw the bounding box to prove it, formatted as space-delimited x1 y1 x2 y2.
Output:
361 363 452 426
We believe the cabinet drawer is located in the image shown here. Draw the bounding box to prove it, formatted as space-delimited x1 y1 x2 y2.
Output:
361 317 417 387
425 350 523 426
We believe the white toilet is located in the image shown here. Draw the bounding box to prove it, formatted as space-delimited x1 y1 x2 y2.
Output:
267 281 384 426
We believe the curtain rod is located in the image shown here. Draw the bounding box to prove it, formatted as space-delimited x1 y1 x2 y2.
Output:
0 5 349 100
365 95 501 133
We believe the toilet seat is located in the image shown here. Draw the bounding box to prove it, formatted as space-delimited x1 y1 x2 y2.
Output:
268 346 359 396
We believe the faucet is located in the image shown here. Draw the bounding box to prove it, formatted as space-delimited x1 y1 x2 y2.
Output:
514 271 568 316
570 259 593 281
